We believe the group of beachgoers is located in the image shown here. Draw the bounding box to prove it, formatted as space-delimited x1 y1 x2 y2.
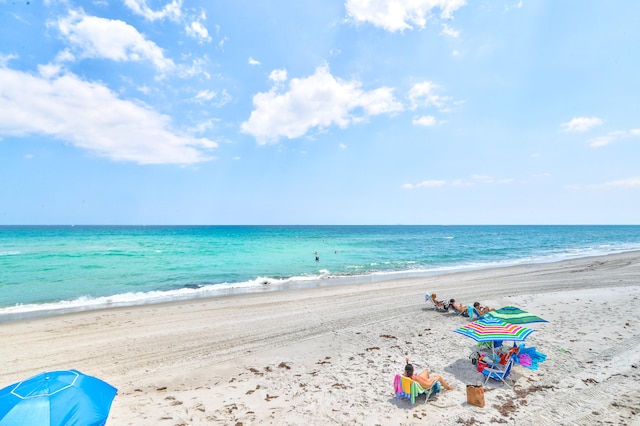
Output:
400 293 496 394
428 293 495 317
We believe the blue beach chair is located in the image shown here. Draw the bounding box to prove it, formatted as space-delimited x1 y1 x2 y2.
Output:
468 305 484 320
481 352 517 387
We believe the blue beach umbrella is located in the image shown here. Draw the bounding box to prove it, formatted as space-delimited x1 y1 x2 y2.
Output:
0 370 117 426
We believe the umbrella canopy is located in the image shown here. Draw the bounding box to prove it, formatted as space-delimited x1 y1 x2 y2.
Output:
454 317 535 343
485 306 547 325
0 370 117 426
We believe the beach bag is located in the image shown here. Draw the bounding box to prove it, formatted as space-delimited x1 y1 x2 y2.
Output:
466 384 485 408
469 351 481 366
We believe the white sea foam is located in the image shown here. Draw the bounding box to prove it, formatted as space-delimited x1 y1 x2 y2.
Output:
0 275 327 322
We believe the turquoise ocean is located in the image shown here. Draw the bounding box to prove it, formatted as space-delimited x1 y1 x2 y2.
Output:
2 225 640 322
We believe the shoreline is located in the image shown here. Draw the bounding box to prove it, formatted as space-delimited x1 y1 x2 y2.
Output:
2 251 640 425
3 249 640 324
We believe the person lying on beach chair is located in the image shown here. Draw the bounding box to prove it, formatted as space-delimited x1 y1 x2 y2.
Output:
404 358 455 391
473 302 495 315
468 304 484 319
449 299 469 316
426 293 448 311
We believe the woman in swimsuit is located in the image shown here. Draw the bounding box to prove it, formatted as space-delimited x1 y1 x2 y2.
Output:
473 301 495 315
404 358 455 390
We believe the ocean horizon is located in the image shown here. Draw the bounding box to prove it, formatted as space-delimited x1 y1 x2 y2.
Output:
2 225 640 322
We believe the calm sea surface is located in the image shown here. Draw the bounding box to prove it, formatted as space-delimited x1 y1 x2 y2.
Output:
2 225 640 321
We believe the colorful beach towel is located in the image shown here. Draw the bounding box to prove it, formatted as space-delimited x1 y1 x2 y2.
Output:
517 344 547 370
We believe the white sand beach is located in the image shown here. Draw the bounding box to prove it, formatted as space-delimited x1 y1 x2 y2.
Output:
2 252 640 425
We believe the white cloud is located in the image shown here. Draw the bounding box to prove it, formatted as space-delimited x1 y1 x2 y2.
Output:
241 64 403 144
602 177 640 188
38 63 62 78
186 20 211 43
441 23 459 37
194 90 216 102
177 56 210 79
412 115 436 127
408 81 452 110
269 69 287 83
185 10 211 43
590 129 640 147
402 180 447 189
193 89 231 107
472 174 513 184
505 0 523 13
248 57 261 66
218 36 228 50
345 0 467 32
561 116 603 132
451 179 474 187
0 67 216 164
188 118 219 135
54 49 76 62
568 177 640 190
53 10 175 72
403 174 512 189
124 0 182 22
0 53 18 67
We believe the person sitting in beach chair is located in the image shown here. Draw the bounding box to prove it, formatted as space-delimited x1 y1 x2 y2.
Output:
468 304 484 319
449 299 469 317
426 293 448 311
473 302 495 315
403 358 455 391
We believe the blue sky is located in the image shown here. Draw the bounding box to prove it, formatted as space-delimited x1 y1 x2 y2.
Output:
1 0 638 225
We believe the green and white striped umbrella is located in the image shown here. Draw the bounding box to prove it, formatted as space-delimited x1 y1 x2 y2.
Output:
485 306 547 325
454 317 535 343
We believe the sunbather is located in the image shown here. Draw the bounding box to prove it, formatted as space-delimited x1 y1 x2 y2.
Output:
473 302 495 315
404 358 454 390
449 299 468 315
430 293 447 310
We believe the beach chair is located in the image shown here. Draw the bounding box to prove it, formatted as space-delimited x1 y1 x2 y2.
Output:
468 305 484 320
481 352 517 387
393 374 441 405
425 294 447 312
449 302 468 317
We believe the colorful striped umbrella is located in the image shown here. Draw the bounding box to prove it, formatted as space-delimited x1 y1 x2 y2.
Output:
485 306 547 325
454 317 535 343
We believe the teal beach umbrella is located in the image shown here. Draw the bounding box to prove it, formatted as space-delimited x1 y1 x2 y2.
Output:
0 370 117 426
485 306 547 325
